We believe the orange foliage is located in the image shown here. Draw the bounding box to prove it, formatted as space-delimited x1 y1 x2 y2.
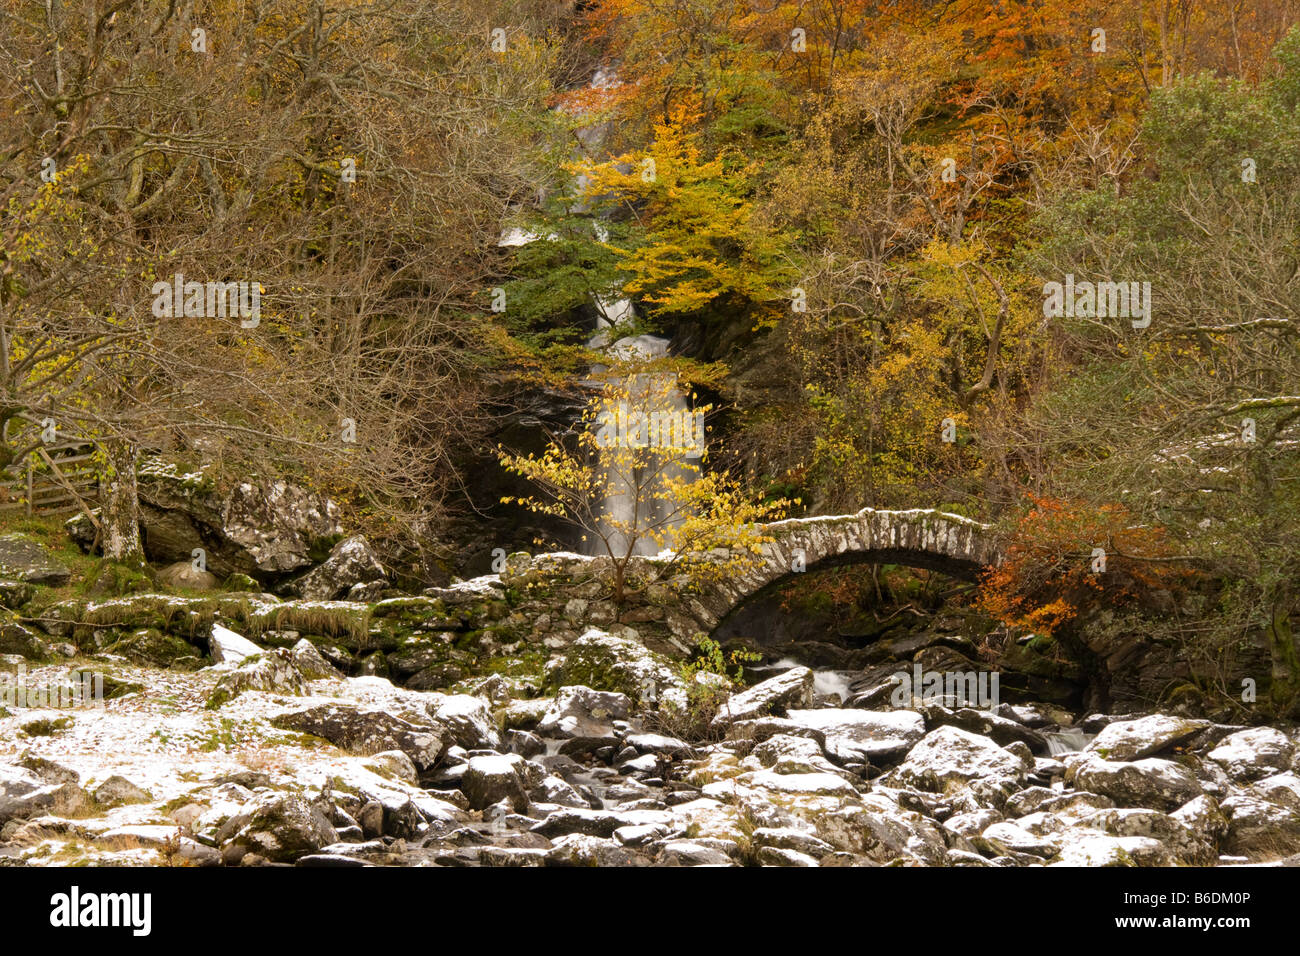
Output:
978 494 1192 637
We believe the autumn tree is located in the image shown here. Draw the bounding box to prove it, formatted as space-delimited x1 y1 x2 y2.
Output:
499 368 789 604
1024 30 1300 686
0 0 569 568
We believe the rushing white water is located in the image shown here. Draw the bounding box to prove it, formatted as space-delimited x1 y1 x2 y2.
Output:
497 225 556 247
593 295 636 327
1044 728 1093 755
752 659 857 703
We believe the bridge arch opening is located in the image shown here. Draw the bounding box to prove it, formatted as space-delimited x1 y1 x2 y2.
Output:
697 511 1085 711
713 556 979 670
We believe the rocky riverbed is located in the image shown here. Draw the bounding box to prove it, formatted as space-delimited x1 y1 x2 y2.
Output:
3 620 1299 867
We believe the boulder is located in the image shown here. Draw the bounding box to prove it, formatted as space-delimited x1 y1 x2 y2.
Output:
624 733 693 757
1076 807 1215 865
1248 772 1300 811
1066 752 1204 811
536 686 631 742
18 755 79 785
750 734 847 778
709 667 815 731
219 793 338 863
499 698 551 731
1085 714 1208 761
531 774 590 809
270 704 447 770
462 754 531 812
347 581 388 602
157 561 219 591
948 808 1004 836
1005 786 1062 817
363 750 420 785
783 708 926 763
290 639 343 680
980 819 1059 857
924 707 1049 753
422 577 506 605
357 801 384 838
284 535 386 601
546 833 649 866
891 725 1032 793
1207 727 1295 782
734 768 863 800
811 797 949 865
549 628 686 707
1219 795 1300 858
0 620 51 661
0 534 71 585
1050 834 1172 867
656 840 734 866
207 623 263 667
93 776 152 806
751 826 834 859
428 695 501 751
207 649 309 708
0 766 90 823
1171 794 1229 845
505 729 545 758
724 716 827 749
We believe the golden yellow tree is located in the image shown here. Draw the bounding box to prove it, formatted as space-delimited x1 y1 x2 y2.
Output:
499 369 789 604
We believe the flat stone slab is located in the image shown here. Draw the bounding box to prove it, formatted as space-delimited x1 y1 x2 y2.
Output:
0 535 71 586
784 708 926 762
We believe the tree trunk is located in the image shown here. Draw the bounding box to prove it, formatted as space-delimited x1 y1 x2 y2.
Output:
612 559 626 606
100 439 144 565
1269 602 1300 718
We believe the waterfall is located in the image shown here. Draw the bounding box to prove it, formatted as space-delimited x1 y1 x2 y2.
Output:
583 327 699 556
500 67 701 558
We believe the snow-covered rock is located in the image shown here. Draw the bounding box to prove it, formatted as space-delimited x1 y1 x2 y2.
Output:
550 628 687 709
1085 714 1207 761
536 686 631 741
891 725 1032 793
207 648 309 707
710 667 815 731
750 734 846 778
207 623 263 667
270 703 446 770
1050 834 1172 867
1219 794 1300 858
0 766 90 823
290 639 343 680
1207 727 1295 782
285 535 386 601
462 754 531 812
1066 752 1203 811
429 694 501 751
783 708 926 763
217 793 338 863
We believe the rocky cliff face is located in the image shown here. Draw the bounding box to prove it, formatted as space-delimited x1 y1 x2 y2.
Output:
67 458 344 581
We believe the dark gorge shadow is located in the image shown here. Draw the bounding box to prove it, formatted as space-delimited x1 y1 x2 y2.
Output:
712 558 1089 711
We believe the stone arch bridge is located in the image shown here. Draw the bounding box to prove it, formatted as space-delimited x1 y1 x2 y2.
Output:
674 507 1001 639
493 506 1001 648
